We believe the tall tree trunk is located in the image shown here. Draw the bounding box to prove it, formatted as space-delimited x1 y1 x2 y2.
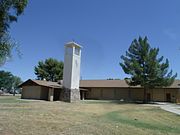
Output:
13 88 15 96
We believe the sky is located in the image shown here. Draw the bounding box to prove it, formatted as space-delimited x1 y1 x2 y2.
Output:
1 0 180 81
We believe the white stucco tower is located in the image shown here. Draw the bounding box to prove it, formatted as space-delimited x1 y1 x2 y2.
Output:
61 42 82 102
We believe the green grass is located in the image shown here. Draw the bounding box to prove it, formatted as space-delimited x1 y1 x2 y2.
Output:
0 96 28 103
105 111 180 134
0 96 180 135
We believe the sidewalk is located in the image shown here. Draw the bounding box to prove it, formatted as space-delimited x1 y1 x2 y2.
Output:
152 102 180 115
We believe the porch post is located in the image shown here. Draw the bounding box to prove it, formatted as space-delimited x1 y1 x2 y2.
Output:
82 91 85 100
48 88 54 101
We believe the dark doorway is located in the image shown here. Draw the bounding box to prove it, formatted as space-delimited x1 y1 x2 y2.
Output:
166 93 171 102
53 89 61 101
80 91 87 100
80 91 83 100
147 93 151 102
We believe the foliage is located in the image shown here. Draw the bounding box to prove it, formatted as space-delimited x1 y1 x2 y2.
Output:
0 0 28 66
12 75 22 93
0 33 13 66
34 58 64 82
120 36 177 101
0 70 22 93
0 70 13 91
107 78 120 80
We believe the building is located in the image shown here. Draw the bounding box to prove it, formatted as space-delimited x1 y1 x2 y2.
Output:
19 79 62 101
80 80 180 103
20 42 83 102
61 42 82 102
19 42 180 103
19 79 180 103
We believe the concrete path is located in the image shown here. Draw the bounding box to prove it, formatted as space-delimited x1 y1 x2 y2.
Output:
152 102 180 115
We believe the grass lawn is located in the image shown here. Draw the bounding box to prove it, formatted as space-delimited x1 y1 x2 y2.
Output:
0 96 180 135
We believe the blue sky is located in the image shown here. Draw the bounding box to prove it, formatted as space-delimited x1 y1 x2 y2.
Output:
1 0 180 81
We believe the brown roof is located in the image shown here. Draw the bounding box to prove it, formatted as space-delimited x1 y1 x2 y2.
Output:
80 80 180 88
19 79 62 88
80 80 130 88
19 79 180 89
169 80 180 88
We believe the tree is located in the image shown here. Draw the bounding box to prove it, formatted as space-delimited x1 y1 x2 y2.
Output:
0 0 28 66
0 70 22 94
34 58 64 82
0 70 13 91
12 75 22 95
120 36 177 102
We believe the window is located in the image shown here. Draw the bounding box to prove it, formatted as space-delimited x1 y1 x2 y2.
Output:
75 47 80 56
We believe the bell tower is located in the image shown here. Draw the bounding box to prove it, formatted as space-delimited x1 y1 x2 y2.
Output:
61 42 82 102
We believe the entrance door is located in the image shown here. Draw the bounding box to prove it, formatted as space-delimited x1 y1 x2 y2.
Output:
166 93 171 102
53 89 60 101
147 93 151 102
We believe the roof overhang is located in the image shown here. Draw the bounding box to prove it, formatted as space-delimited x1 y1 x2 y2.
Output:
80 88 89 91
18 79 62 89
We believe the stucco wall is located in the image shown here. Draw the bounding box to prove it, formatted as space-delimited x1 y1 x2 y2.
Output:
63 45 81 90
152 89 165 101
21 86 49 100
101 88 114 100
130 88 144 101
71 49 81 89
40 86 49 100
114 89 129 100
63 48 73 89
21 86 41 99
21 85 180 103
88 88 101 99
86 88 180 103
87 88 130 100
